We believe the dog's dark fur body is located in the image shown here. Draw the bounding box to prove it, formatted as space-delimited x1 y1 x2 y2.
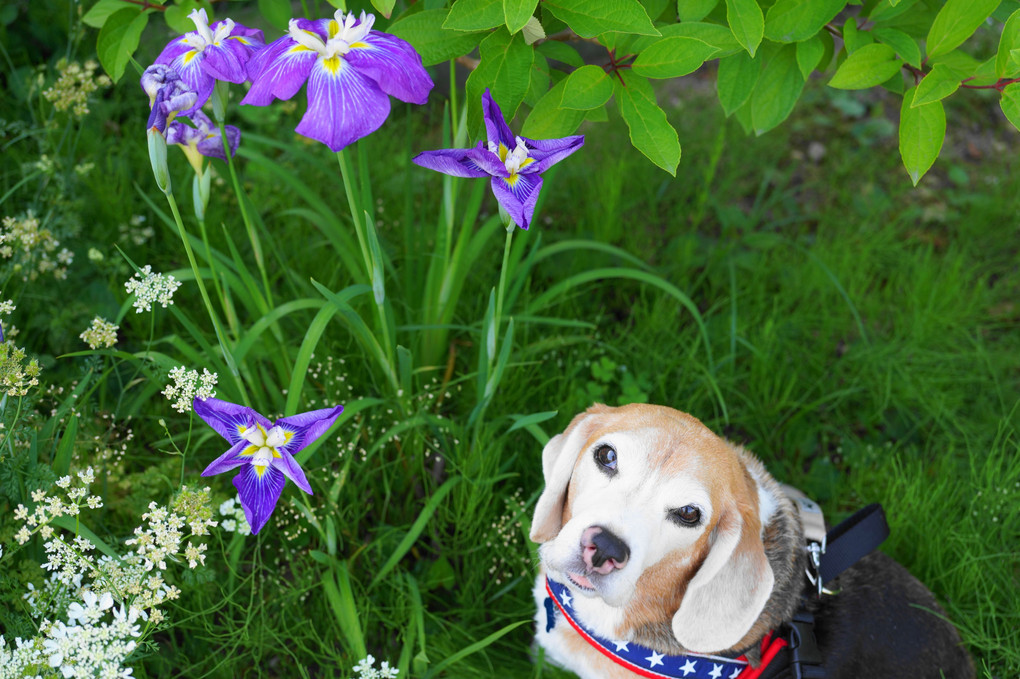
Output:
806 551 974 679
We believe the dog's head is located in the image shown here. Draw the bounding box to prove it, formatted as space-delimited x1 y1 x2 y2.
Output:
531 403 776 654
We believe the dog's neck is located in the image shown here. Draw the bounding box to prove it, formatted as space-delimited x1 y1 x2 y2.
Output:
626 449 806 663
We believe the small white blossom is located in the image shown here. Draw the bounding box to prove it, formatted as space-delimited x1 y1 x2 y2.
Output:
79 316 119 349
124 265 181 313
163 366 218 413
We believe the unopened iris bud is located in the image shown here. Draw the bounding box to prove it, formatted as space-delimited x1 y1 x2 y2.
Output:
147 127 171 193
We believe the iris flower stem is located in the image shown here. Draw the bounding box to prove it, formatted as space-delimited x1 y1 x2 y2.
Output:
336 149 397 375
218 119 274 309
494 225 515 333
163 188 251 406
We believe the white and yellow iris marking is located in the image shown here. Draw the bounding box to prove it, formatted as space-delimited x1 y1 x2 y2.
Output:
286 10 373 74
489 136 535 188
238 423 294 478
183 8 236 53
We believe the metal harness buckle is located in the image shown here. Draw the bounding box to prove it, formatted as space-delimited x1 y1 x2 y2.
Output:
804 537 833 596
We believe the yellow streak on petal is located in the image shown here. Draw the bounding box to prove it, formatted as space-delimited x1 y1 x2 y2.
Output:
254 465 267 478
229 36 250 44
288 44 312 53
322 56 342 75
328 20 340 38
349 41 368 49
182 50 199 64
240 446 258 457
498 143 509 162
506 174 519 188
519 157 535 169
272 449 282 459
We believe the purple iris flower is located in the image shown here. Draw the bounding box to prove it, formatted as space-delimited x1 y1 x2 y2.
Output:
412 91 584 230
240 10 433 152
141 64 197 133
154 8 264 114
167 109 240 162
194 397 343 535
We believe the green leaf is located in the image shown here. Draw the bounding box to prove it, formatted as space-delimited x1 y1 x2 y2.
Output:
926 0 1001 59
82 0 134 28
370 0 397 18
560 64 614 109
164 1 204 34
716 50 759 115
640 0 673 21
391 10 485 66
632 36 719 78
763 0 844 43
750 43 804 135
828 43 902 90
899 88 945 185
725 0 763 57
465 29 534 136
96 8 149 82
632 21 741 55
999 82 1020 131
614 72 681 175
523 79 588 137
504 0 539 33
997 8 1020 78
543 0 660 38
443 0 504 31
795 34 825 79
536 41 585 67
679 0 720 22
911 64 960 107
53 415 78 476
256 0 291 31
873 27 922 69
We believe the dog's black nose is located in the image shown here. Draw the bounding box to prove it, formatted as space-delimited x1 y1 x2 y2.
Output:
583 525 630 572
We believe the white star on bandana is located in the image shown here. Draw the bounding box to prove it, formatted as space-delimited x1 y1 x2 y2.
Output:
708 663 724 679
680 658 698 676
646 650 665 668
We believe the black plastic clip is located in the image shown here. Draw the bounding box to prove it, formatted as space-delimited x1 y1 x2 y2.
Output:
788 612 826 679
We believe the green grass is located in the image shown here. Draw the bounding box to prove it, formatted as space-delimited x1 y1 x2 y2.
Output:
0 11 1018 679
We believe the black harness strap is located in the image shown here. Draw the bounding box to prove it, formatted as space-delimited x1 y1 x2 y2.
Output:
759 503 890 679
817 503 890 586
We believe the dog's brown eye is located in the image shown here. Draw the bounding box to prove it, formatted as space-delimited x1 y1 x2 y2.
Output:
669 505 702 527
594 444 617 473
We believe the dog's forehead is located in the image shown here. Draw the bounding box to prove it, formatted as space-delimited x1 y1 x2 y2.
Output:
573 404 743 484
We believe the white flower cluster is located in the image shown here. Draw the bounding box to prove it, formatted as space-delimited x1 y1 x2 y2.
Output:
124 265 181 313
79 316 119 349
352 655 399 679
0 299 14 316
125 486 218 572
162 366 218 413
218 497 251 535
13 467 102 545
0 211 73 280
0 340 41 396
0 591 141 679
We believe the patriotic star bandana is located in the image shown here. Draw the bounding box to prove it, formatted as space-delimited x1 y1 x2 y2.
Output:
545 577 787 679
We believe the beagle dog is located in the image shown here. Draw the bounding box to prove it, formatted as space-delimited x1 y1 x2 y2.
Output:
531 404 974 679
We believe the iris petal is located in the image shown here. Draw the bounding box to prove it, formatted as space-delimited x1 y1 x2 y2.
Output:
295 58 390 152
233 464 286 535
411 144 504 179
521 135 585 174
346 32 433 104
274 453 313 495
274 405 343 456
200 43 246 83
490 172 542 230
242 39 317 105
200 439 250 477
194 397 272 445
169 52 215 113
481 90 516 151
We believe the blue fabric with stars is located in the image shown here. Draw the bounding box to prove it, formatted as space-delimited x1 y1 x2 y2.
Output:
545 577 748 679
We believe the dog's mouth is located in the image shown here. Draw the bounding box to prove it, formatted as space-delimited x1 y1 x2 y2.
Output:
566 572 597 591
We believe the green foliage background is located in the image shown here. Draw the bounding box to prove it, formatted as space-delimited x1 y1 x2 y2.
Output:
0 0 1018 677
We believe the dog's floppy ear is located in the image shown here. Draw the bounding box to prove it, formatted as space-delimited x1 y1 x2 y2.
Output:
529 405 608 544
671 502 774 653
